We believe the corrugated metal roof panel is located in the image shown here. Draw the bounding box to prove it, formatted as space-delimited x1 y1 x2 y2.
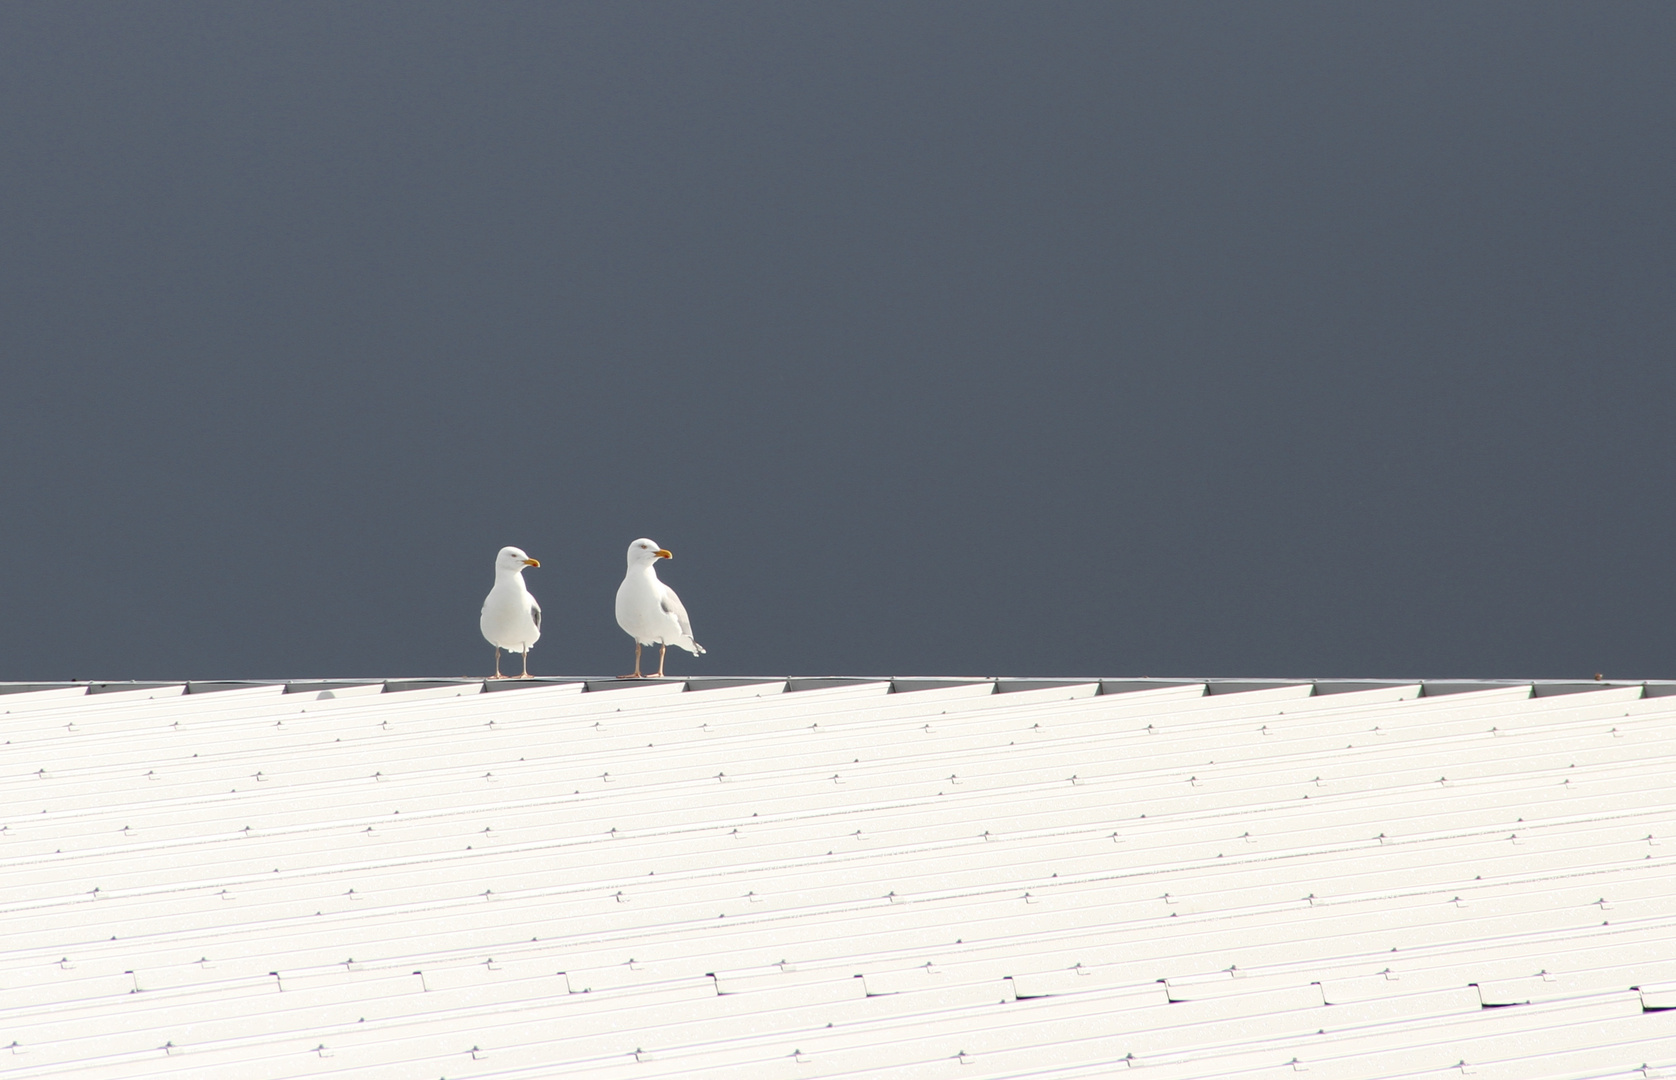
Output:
2 678 1674 1078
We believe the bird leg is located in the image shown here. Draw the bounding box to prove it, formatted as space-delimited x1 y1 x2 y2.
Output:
519 648 532 679
656 644 668 679
619 641 644 680
491 647 504 680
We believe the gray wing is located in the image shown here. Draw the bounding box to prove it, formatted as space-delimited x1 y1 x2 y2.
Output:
659 584 694 638
531 600 541 629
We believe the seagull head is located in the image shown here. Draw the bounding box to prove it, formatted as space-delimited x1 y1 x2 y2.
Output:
496 546 540 574
628 538 673 567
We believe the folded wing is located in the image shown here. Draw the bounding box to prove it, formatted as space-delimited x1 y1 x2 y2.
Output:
659 584 706 655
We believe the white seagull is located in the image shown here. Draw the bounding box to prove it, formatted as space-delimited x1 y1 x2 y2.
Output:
480 546 542 679
615 538 705 678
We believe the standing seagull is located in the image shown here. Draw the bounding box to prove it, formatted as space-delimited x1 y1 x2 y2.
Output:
480 546 542 679
615 538 705 678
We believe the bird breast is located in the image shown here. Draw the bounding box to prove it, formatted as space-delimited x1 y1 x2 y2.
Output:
616 573 677 640
481 581 540 648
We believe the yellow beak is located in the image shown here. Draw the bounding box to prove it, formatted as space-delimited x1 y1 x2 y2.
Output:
655 549 673 559
523 558 540 568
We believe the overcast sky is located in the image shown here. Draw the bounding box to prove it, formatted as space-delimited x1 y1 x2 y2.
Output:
1 2 1672 681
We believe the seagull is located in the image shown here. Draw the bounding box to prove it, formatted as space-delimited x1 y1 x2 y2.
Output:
615 538 705 679
480 546 541 679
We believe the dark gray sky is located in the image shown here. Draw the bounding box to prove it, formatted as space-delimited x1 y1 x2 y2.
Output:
2 2 1672 681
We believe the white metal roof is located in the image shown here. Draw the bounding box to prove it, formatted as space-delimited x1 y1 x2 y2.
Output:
4 676 1676 1079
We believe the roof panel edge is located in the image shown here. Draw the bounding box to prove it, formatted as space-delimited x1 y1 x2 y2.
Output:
1099 680 1206 696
